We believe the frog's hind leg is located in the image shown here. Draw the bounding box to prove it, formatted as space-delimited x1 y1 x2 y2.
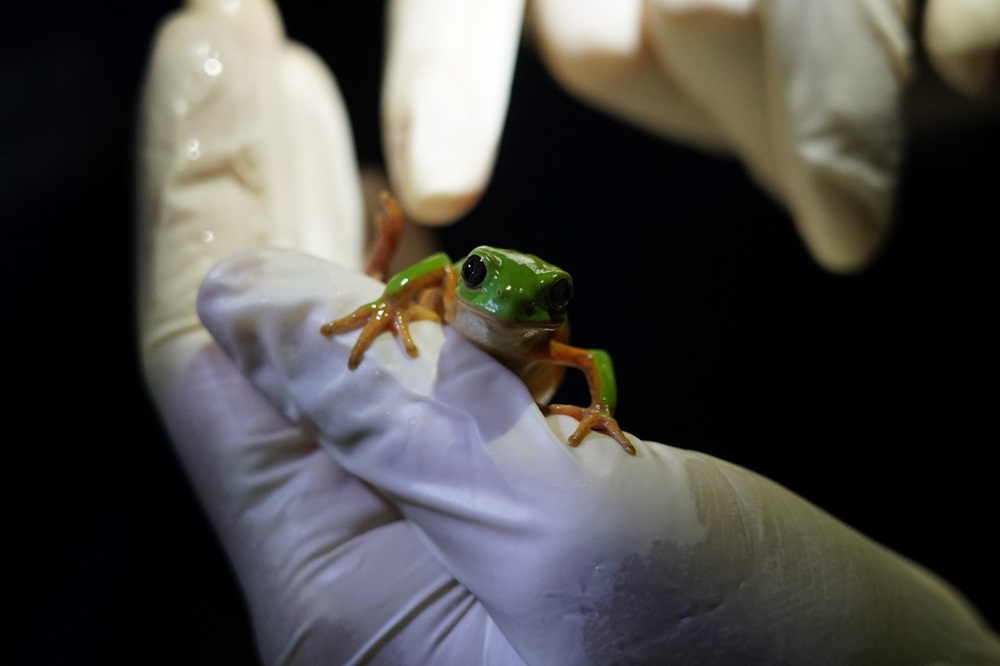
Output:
364 191 406 281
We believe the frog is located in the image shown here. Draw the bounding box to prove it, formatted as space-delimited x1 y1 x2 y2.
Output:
321 193 635 455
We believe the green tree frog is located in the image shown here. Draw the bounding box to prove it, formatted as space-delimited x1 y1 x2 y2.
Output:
321 193 634 455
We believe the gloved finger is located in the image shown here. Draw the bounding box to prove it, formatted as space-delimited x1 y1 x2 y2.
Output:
759 0 912 272
382 0 525 223
533 0 910 273
530 0 729 150
268 42 365 266
200 246 1000 664
138 0 363 353
138 0 362 503
139 0 278 348
645 0 912 272
643 1 778 190
925 0 1000 96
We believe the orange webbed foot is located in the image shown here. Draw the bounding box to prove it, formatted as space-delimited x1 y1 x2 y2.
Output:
321 298 441 369
543 403 636 455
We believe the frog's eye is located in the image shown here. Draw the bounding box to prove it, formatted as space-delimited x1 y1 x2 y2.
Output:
461 254 487 289
549 278 573 311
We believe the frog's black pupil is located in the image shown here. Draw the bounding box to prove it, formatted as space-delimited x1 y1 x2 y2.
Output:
549 278 573 310
462 254 487 288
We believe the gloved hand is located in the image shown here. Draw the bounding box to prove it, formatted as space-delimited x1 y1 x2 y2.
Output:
138 0 1000 663
197 242 1000 664
383 0 1000 272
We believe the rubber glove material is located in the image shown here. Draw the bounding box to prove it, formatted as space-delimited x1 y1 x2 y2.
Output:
139 0 1000 661
387 0 999 272
198 246 1000 665
138 0 524 661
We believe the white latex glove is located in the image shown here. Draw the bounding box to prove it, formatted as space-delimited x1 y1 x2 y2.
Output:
138 1 1000 663
925 0 1000 97
384 0 1000 273
197 246 1000 665
138 1 521 662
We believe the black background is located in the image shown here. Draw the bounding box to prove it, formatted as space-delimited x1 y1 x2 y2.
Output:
5 2 998 662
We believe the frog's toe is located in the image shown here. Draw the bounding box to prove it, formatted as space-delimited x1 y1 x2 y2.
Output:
570 418 635 455
320 313 356 338
600 423 636 455
391 310 420 358
346 318 387 369
546 404 636 455
346 341 367 370
321 302 376 338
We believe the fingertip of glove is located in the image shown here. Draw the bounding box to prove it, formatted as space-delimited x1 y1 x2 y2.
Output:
196 248 383 342
384 100 493 226
925 0 1000 97
394 188 483 226
146 0 284 110
792 170 893 274
196 249 268 335
925 46 999 99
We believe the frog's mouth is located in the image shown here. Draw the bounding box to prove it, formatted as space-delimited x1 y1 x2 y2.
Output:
450 299 560 357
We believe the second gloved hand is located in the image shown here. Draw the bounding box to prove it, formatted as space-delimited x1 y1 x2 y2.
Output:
384 0 1000 272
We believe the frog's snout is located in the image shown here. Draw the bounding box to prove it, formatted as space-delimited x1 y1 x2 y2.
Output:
518 296 539 318
494 285 536 315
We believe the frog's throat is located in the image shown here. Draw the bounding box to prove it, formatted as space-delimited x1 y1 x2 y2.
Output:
449 299 560 360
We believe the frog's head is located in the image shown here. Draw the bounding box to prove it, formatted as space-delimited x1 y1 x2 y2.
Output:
455 246 573 326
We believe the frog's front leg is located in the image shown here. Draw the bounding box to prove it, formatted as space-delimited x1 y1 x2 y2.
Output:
321 253 455 369
543 341 636 455
364 191 405 281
